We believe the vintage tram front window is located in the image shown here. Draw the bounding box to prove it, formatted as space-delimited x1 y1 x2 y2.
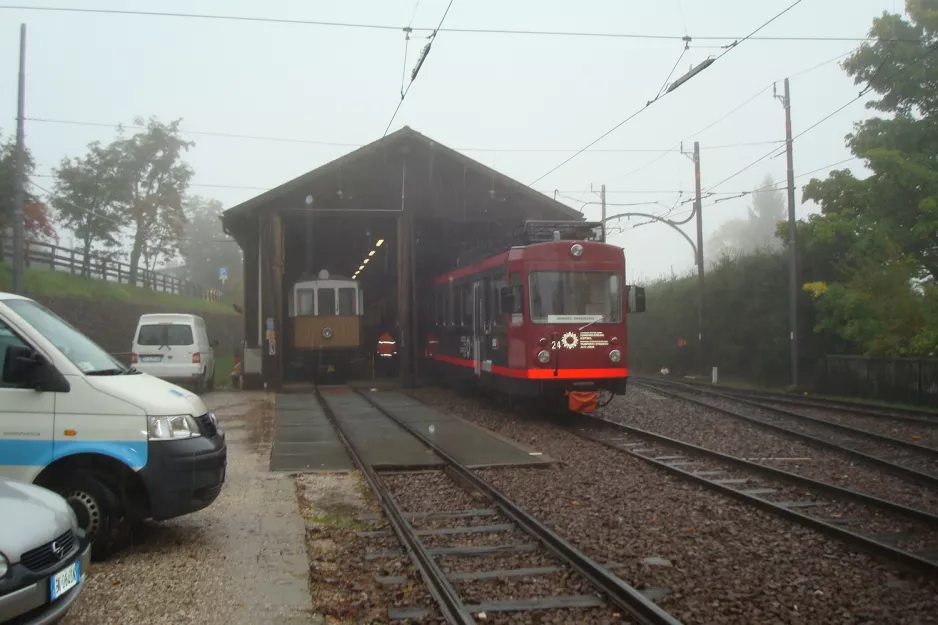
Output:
528 271 621 324
338 287 357 315
318 288 336 316
297 289 315 316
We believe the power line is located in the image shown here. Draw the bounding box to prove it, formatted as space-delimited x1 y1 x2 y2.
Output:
25 116 782 153
706 42 938 193
0 4 899 44
529 0 806 185
382 0 458 137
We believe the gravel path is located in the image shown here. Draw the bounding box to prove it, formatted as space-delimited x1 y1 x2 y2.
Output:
63 392 312 625
606 384 938 515
412 386 938 625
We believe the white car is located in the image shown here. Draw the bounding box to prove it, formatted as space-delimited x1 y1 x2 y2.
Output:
131 314 218 394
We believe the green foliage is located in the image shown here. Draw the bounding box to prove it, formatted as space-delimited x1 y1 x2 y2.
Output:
790 1 938 356
113 118 195 285
179 196 243 304
51 141 125 273
709 174 785 258
628 249 825 385
0 132 54 241
0 261 236 315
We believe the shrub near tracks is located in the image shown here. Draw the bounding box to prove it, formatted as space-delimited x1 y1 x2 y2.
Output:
413 386 938 625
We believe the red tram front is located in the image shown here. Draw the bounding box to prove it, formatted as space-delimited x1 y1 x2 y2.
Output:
428 221 646 412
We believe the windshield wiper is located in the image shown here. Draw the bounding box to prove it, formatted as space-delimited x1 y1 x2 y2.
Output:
86 368 126 376
579 310 616 332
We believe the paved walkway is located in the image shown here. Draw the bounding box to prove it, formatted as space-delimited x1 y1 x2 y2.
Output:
65 391 313 625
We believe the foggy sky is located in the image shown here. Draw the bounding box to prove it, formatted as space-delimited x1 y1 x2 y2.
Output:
0 0 893 280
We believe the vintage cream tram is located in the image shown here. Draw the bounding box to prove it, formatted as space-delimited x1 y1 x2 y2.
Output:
286 269 364 379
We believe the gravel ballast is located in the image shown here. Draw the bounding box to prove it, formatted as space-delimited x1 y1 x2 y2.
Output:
379 470 629 624
607 384 938 515
413 386 938 624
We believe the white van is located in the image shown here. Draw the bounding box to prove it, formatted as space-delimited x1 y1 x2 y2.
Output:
0 293 227 560
132 314 217 394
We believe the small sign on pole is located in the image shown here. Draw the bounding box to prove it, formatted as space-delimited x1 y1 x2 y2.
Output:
218 267 228 284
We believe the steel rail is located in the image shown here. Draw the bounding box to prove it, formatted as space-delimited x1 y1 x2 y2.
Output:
565 414 938 575
633 374 938 423
635 380 938 490
355 389 683 625
313 389 476 625
648 378 938 460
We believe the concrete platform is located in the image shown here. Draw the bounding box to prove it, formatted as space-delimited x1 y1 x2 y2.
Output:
363 390 554 468
270 388 553 472
270 393 354 472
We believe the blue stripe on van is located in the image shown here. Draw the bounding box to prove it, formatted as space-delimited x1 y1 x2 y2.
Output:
0 440 147 469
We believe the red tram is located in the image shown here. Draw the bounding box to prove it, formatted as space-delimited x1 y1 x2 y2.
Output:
427 221 646 412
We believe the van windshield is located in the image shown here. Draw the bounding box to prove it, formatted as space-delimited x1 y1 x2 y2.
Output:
137 324 194 346
5 299 126 374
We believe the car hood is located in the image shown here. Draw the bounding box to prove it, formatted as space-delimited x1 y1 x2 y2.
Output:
0 478 76 562
85 372 208 416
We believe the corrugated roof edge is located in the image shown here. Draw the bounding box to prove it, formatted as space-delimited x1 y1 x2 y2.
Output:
220 126 582 237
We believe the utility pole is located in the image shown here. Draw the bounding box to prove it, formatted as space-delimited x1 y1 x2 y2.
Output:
777 78 799 388
12 24 26 294
693 141 704 375
600 184 606 239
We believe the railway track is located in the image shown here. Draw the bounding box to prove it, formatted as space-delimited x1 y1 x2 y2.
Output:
314 386 682 624
555 411 938 575
634 375 938 424
634 378 938 490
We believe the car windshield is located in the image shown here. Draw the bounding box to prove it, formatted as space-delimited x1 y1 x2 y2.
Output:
5 299 126 374
528 271 622 324
137 324 194 346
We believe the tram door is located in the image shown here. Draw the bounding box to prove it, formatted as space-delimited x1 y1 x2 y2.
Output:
472 281 483 377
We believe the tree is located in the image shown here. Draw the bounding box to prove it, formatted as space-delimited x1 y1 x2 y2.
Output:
0 133 56 244
112 118 194 285
708 174 785 258
51 141 126 275
802 2 938 283
179 196 242 300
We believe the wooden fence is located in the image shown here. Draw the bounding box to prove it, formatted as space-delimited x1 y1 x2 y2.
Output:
820 355 938 407
0 237 219 302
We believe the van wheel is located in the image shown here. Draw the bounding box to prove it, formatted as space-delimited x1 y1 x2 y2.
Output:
206 368 215 391
61 472 121 561
194 378 204 395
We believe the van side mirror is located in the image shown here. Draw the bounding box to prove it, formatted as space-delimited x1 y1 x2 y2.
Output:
3 344 69 392
626 285 646 314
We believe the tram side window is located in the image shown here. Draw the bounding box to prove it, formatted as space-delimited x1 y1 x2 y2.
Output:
462 283 472 326
297 289 314 316
338 287 357 315
452 283 462 327
492 275 507 324
317 288 336 316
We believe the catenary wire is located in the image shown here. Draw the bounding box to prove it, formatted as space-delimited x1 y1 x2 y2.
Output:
0 4 900 43
528 0 807 186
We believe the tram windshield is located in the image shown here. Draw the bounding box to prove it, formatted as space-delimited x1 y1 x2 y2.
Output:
528 271 622 324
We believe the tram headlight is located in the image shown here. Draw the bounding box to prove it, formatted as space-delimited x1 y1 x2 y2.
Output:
609 349 622 363
322 327 334 339
570 243 584 258
537 350 551 364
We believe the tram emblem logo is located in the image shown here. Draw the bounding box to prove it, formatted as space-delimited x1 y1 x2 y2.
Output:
560 332 578 349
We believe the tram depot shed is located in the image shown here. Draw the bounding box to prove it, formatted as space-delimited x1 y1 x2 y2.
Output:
221 126 583 390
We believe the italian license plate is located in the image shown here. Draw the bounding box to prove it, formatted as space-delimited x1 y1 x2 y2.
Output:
50 561 80 601
141 355 162 362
